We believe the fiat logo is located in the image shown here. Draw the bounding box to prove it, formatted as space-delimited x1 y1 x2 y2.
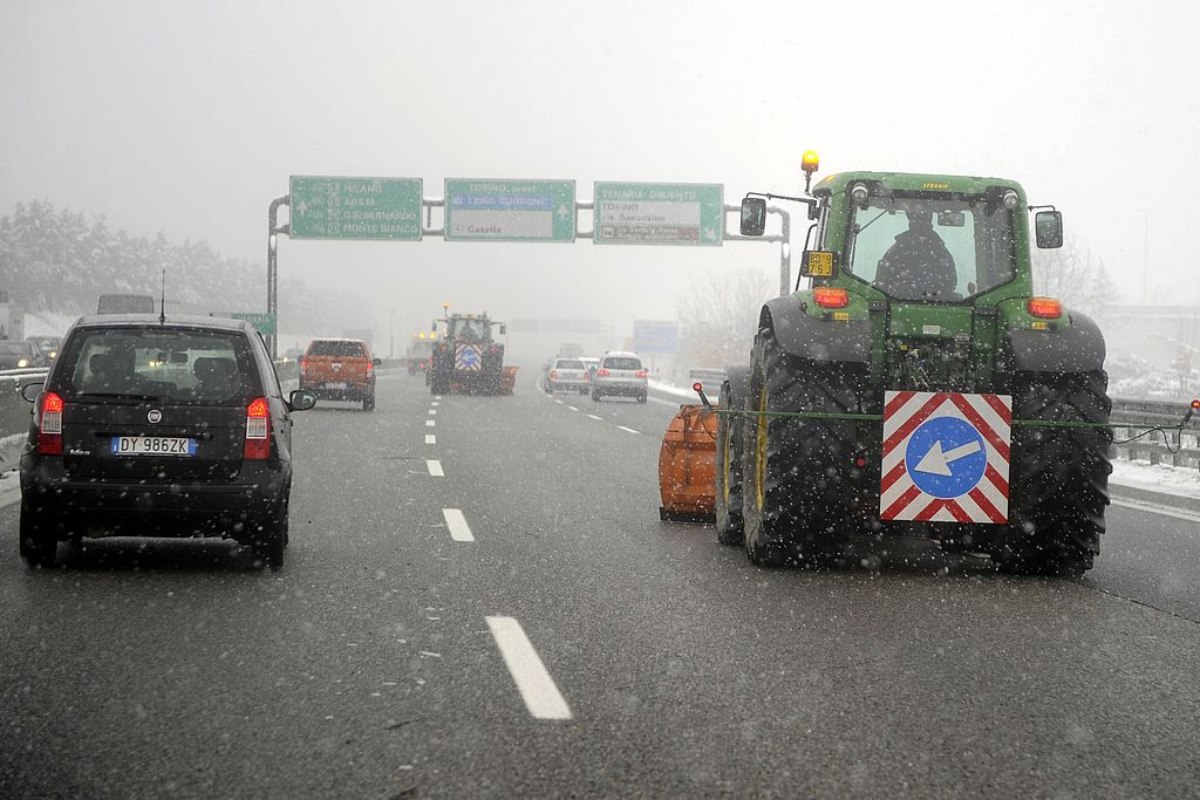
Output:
147 410 163 424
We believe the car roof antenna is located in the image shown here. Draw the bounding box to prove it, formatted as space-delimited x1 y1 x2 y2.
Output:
159 268 167 325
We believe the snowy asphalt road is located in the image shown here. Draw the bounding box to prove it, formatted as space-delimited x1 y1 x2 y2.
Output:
1 372 1199 798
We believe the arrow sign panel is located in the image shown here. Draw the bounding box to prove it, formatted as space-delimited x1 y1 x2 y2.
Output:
880 391 1012 523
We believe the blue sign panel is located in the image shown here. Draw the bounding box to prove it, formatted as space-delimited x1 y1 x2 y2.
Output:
633 320 678 354
904 417 987 499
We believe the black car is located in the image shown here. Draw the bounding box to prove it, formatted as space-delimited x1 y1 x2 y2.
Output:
18 315 316 570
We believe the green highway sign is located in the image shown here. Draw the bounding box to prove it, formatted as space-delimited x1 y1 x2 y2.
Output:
593 182 724 246
230 312 277 334
445 179 576 242
289 176 423 240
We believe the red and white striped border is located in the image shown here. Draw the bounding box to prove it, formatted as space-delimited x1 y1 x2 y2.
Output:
879 391 1012 523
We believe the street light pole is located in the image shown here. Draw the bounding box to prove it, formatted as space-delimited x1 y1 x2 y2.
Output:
267 195 289 360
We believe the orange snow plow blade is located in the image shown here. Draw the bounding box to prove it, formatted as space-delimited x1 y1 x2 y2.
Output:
500 366 519 394
658 404 717 522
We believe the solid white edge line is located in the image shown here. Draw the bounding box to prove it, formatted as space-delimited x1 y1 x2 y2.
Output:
442 508 475 542
486 616 572 720
426 459 444 477
617 426 639 434
425 434 436 445
1110 497 1200 524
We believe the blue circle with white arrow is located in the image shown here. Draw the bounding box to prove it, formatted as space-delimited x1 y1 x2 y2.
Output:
458 347 480 368
904 416 988 499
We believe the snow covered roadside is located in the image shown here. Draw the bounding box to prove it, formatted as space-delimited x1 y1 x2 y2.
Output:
1110 459 1200 500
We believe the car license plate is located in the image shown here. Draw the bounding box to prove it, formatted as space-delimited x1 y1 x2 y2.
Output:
111 436 198 456
325 382 347 390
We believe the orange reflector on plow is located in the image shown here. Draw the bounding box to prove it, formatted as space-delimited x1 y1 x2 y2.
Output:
658 404 718 523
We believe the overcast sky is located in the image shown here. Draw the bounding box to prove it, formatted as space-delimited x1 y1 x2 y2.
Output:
3 0 1198 341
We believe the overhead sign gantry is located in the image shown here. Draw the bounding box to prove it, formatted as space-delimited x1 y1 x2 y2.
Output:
264 175 790 358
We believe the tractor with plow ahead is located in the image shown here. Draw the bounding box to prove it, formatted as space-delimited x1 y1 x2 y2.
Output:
659 151 1118 576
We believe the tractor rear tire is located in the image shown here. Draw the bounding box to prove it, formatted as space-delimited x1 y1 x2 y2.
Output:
715 366 750 546
990 370 1111 577
741 334 864 568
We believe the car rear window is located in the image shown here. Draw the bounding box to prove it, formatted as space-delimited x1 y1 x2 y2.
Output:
308 340 367 357
57 328 256 404
555 359 584 370
603 356 642 370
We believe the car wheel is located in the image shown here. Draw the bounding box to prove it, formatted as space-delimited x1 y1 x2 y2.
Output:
363 391 376 412
253 504 287 572
637 392 648 404
19 502 58 569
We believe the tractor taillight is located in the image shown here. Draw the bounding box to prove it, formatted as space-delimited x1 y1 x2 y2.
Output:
38 391 64 456
813 287 850 309
1027 297 1063 319
243 396 271 460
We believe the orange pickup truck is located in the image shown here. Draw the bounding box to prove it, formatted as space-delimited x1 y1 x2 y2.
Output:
299 338 380 411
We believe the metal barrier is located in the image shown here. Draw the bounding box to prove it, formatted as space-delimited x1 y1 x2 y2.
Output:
1110 397 1200 469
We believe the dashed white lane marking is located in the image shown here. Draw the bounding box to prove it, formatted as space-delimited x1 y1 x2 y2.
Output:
426 459 444 477
428 409 438 416
486 616 572 720
426 420 436 427
425 434 436 445
586 414 601 421
554 399 563 405
434 395 442 400
617 426 639 435
1111 498 1200 524
431 401 440 407
442 508 475 542
566 406 578 412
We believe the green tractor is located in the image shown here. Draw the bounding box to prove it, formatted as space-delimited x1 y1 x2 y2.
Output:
719 152 1111 575
428 309 508 395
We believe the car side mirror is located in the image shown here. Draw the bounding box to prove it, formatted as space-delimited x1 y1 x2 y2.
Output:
288 389 317 411
20 381 44 403
1034 210 1063 249
740 197 767 236
372 357 382 366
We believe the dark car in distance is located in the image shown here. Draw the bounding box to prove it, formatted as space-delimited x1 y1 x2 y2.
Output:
18 315 316 570
0 340 41 370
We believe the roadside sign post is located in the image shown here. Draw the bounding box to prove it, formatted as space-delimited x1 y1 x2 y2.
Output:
289 177 423 241
230 312 277 335
593 183 724 246
444 180 576 242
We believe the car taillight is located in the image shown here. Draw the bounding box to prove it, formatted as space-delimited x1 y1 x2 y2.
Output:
634 369 648 378
597 368 610 377
366 359 374 377
243 396 271 460
38 391 64 456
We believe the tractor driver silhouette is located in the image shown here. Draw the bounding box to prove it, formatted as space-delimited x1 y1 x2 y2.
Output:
875 207 958 300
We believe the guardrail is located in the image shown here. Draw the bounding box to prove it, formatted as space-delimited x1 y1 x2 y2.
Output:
1110 397 1200 468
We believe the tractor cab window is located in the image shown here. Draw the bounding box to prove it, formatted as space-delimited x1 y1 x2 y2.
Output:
845 195 1016 301
450 318 488 342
